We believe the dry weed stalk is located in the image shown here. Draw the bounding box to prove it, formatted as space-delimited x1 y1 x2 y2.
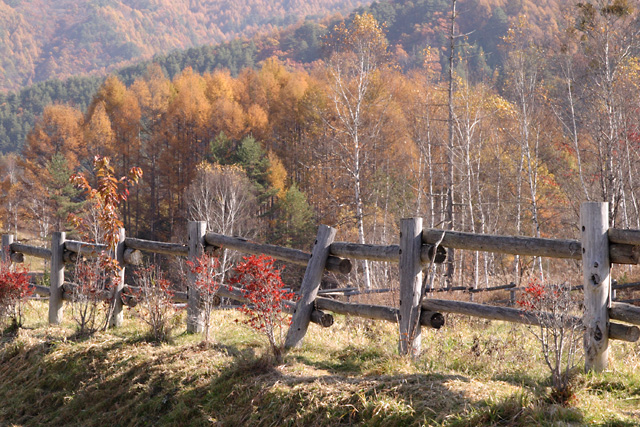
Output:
133 266 181 342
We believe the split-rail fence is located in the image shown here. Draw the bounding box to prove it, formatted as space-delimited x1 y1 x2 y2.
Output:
2 202 640 372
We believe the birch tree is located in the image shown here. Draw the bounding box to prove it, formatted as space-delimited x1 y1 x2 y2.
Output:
322 13 391 289
572 0 640 225
185 163 257 282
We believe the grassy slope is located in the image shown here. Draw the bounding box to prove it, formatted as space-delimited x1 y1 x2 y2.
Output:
1 302 639 426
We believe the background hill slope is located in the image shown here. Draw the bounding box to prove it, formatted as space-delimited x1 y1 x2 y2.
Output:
0 0 366 91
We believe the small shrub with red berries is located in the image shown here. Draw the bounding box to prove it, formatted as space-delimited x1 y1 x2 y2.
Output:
0 256 32 331
231 255 295 364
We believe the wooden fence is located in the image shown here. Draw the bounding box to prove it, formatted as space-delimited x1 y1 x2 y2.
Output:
2 202 640 372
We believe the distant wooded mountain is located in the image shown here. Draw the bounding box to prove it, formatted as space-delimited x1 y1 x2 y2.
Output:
0 0 366 92
0 0 569 153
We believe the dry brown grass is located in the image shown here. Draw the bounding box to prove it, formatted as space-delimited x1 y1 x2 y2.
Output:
0 301 638 426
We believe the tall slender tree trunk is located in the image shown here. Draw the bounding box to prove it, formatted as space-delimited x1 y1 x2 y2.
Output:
445 0 457 285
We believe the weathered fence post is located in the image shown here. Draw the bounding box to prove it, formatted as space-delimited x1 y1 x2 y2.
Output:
399 218 423 357
49 232 65 325
285 225 337 350
187 221 206 333
109 228 126 328
2 234 13 263
581 202 610 372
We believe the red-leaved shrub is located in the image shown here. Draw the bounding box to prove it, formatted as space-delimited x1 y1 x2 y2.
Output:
231 255 295 363
0 257 32 330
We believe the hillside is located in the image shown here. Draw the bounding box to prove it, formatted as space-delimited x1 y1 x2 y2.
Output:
0 0 571 154
0 0 366 92
1 304 639 425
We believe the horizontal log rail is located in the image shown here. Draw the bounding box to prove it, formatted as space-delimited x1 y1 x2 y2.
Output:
316 287 394 296
215 284 335 326
11 241 138 265
9 242 52 260
318 288 358 295
424 283 517 294
608 229 640 246
611 282 640 291
470 283 517 293
425 286 469 293
329 242 447 265
64 240 142 265
617 299 640 304
609 302 640 326
124 237 189 257
344 288 393 296
315 296 444 329
422 229 640 265
422 298 640 342
29 282 333 328
307 281 635 304
65 240 107 257
205 232 352 274
31 284 51 297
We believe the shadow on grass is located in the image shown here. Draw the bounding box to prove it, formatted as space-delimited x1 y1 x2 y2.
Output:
491 370 543 390
0 335 595 427
294 343 389 374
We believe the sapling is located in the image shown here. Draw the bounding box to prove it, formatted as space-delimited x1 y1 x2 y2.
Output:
186 252 223 343
68 156 142 334
68 255 110 335
517 280 583 404
231 255 294 364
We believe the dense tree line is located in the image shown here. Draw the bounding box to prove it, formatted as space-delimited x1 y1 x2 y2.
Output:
0 0 564 154
4 1 640 289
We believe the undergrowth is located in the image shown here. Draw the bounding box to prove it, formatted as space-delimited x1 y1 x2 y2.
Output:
0 301 639 426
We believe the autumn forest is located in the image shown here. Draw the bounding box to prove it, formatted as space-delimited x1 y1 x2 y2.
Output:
2 0 640 289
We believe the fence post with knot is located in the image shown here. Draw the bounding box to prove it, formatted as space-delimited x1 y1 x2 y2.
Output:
398 218 423 357
109 228 126 328
581 202 611 373
187 221 207 333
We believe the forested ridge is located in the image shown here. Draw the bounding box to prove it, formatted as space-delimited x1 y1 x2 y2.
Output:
3 0 640 289
0 0 367 92
0 0 563 154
